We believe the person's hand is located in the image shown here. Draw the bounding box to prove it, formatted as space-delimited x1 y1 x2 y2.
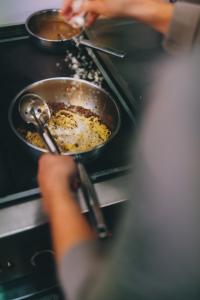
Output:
38 154 95 262
61 0 138 19
83 0 174 33
62 0 173 33
61 0 98 27
38 154 79 215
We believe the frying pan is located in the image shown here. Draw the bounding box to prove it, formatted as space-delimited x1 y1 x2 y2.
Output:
8 78 121 237
25 9 126 57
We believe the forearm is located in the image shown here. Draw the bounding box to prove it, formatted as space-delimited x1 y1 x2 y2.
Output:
80 0 174 32
129 1 174 34
48 191 96 263
146 2 173 34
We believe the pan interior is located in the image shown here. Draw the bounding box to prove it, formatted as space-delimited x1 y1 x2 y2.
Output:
28 10 81 41
25 103 112 153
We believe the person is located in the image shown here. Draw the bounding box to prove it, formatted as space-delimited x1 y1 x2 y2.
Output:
61 0 200 54
38 48 200 300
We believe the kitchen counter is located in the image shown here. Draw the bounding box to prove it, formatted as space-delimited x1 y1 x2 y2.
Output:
0 175 128 239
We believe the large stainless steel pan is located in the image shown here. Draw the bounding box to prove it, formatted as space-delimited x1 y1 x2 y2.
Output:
8 78 121 238
25 9 126 57
9 78 120 160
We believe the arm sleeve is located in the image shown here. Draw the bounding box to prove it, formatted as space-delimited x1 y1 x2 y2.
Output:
58 240 103 300
163 2 200 54
58 54 200 300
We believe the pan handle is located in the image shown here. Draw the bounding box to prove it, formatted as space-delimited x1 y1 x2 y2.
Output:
77 161 109 239
77 39 126 58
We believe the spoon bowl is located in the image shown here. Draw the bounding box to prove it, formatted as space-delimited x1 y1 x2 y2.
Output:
19 93 51 126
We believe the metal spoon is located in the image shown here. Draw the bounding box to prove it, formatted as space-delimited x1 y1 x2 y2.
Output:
18 93 109 239
19 93 60 154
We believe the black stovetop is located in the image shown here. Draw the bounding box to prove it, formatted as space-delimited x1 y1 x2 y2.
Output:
0 36 134 205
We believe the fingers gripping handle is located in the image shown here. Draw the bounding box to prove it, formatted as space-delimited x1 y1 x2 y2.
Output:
77 162 109 239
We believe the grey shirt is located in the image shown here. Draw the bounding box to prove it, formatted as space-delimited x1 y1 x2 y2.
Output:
164 0 200 54
58 50 200 300
58 2 200 298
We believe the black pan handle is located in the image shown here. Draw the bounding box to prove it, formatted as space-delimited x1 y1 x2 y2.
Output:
77 161 109 239
76 38 126 58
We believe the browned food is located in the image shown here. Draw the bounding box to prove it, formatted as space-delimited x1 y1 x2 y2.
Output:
35 20 81 40
50 103 99 118
22 103 111 153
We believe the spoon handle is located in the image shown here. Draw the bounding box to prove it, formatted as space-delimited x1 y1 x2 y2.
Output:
32 110 60 154
42 125 61 154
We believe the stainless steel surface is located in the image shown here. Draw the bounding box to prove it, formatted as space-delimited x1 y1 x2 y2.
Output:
26 8 81 41
0 174 128 239
9 77 121 160
25 9 80 52
25 9 125 57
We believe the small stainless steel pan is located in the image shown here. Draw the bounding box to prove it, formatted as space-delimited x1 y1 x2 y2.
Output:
8 78 121 238
25 9 126 58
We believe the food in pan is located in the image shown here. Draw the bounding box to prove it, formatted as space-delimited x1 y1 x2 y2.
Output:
35 20 81 40
22 103 111 153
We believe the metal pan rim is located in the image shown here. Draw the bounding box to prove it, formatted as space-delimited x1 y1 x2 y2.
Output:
8 77 121 157
25 8 83 43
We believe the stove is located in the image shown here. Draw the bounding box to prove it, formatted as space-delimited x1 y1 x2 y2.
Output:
0 32 135 207
0 23 135 299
